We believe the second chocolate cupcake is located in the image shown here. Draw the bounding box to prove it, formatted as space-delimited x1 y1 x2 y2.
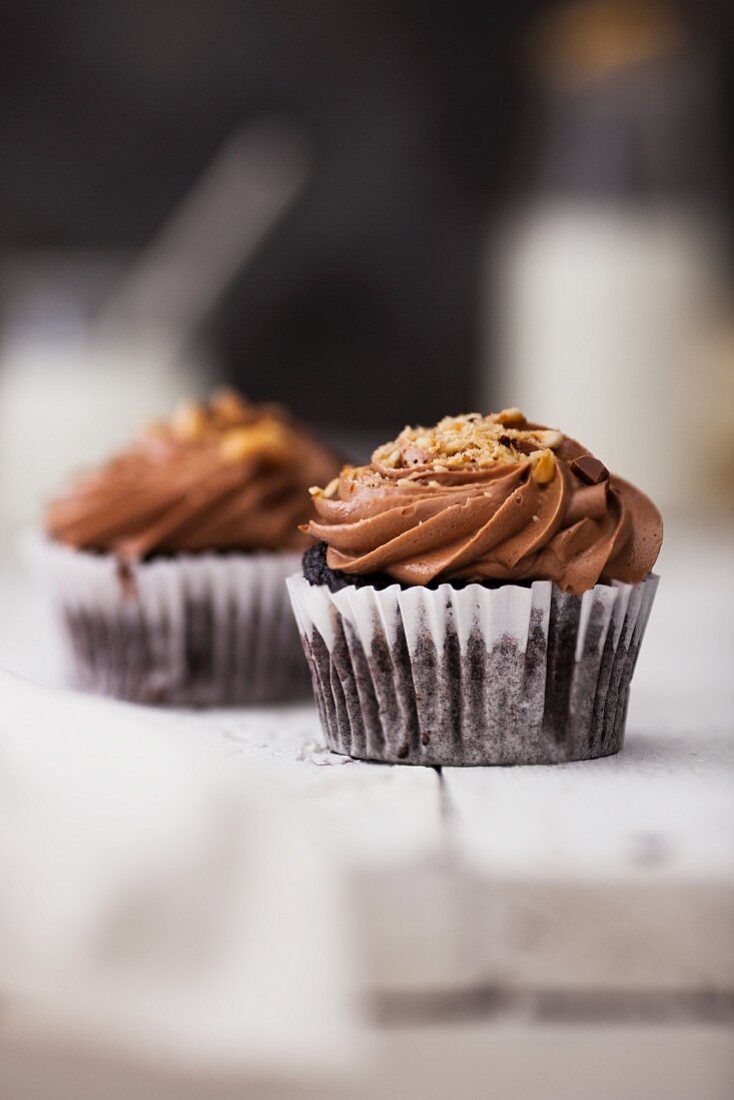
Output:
288 410 662 765
33 390 342 705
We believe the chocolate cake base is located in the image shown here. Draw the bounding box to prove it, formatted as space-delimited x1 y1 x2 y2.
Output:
288 572 658 766
29 536 311 706
61 596 311 706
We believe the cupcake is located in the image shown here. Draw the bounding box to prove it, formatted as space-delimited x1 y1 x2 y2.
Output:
287 409 662 765
33 389 342 705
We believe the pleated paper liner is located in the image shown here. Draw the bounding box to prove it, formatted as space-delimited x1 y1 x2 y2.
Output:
287 573 658 765
24 534 311 706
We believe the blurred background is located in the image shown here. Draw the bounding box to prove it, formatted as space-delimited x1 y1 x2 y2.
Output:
0 0 733 521
1 7 733 1098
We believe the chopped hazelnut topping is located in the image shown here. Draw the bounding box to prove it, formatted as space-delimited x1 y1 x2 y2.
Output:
496 407 526 426
531 448 557 484
210 387 252 426
170 400 209 442
219 420 290 464
310 472 351 497
403 445 430 466
531 429 563 450
372 411 563 473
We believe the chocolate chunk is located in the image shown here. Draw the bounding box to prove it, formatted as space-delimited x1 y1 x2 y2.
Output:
571 455 609 485
499 434 536 455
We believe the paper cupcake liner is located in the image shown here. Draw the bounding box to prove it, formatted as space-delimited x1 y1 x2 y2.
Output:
24 534 311 705
287 573 659 765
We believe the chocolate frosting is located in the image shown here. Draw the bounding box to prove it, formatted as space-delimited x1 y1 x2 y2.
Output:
46 391 342 557
304 412 662 594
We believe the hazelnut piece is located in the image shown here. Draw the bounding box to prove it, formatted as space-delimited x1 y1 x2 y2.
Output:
210 388 251 426
496 408 526 426
170 400 209 442
219 420 289 463
531 448 557 484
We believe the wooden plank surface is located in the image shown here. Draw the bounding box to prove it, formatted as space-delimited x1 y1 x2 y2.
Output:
442 729 734 993
2 522 733 1006
443 729 734 882
3 1023 732 1100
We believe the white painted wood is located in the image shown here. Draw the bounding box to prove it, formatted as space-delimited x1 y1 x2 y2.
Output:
3 1023 732 1100
168 703 445 867
443 729 734 992
192 707 460 993
374 1022 734 1100
2 521 733 1007
444 730 734 882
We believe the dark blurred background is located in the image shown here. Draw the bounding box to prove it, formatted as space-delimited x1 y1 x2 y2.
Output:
1 0 733 520
0 0 539 426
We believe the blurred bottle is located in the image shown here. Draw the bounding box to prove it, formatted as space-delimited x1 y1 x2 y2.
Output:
485 0 729 511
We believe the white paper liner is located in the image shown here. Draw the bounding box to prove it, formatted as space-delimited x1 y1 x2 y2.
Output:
287 573 659 765
23 533 310 705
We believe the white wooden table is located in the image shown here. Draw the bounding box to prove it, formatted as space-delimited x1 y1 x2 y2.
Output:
1 518 733 1100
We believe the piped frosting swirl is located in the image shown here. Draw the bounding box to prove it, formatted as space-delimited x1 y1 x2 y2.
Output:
303 410 662 594
46 390 342 557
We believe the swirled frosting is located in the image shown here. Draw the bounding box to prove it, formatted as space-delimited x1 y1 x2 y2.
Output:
46 390 342 557
303 410 662 594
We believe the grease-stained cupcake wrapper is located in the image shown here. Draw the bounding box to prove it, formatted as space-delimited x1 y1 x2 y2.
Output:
24 534 311 705
287 573 659 765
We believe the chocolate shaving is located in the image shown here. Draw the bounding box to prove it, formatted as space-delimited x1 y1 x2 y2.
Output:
571 455 609 485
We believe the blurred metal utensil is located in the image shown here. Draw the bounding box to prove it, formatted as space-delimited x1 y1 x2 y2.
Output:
94 118 310 358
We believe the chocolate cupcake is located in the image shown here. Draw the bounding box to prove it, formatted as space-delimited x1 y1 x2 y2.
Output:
31 390 342 705
287 410 662 765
